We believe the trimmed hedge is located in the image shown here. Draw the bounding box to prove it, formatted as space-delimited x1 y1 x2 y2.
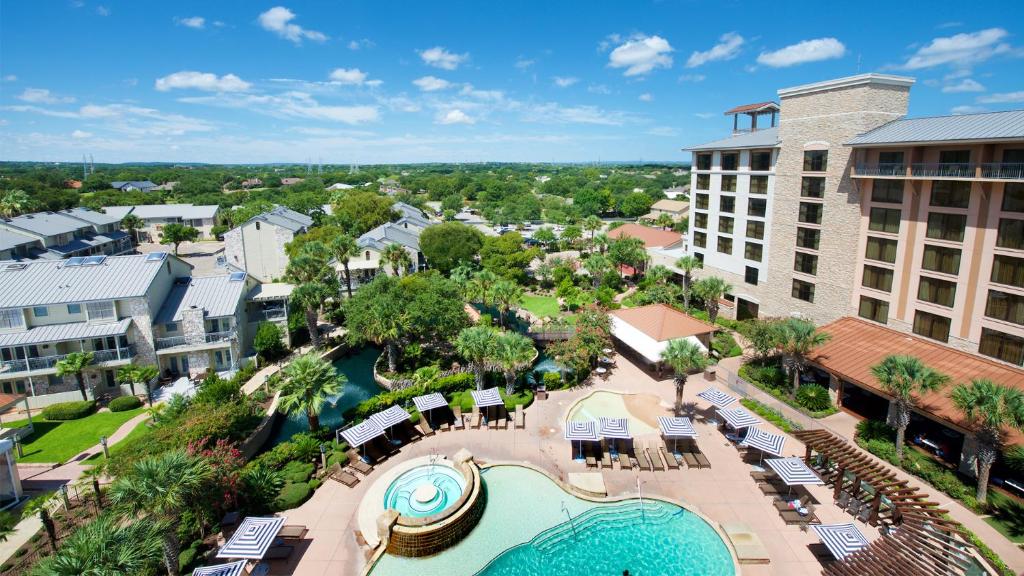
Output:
275 481 312 509
41 400 96 421
739 398 802 433
350 372 476 421
281 461 314 484
108 396 143 412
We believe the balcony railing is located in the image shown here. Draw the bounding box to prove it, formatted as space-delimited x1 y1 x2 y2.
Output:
911 163 975 178
0 345 135 375
155 330 236 351
854 163 907 177
982 162 1024 180
855 162 1024 180
256 308 287 321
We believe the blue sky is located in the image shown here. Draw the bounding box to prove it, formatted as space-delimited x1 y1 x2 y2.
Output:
1 0 1023 164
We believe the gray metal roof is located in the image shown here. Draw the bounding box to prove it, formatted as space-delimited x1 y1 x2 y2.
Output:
1 212 91 238
0 254 173 308
847 109 1024 146
358 222 421 251
686 127 779 151
155 274 248 324
60 207 122 227
245 207 313 233
102 204 220 221
0 317 131 347
0 229 39 252
111 180 157 190
50 231 129 255
247 282 294 302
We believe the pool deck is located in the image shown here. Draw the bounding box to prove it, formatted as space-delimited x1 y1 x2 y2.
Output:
269 352 971 575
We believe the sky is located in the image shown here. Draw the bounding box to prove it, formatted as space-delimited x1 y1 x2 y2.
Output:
1 0 1023 165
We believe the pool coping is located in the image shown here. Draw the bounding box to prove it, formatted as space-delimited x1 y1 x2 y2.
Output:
563 387 669 436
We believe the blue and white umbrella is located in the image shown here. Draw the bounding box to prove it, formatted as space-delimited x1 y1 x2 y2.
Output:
658 416 697 453
472 387 504 423
565 420 599 461
717 407 760 430
740 427 786 464
369 405 412 429
697 387 738 408
339 419 385 462
599 416 630 456
192 560 247 576
765 457 823 486
217 516 285 560
811 523 869 559
413 393 447 428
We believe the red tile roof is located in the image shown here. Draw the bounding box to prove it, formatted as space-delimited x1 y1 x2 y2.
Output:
611 303 717 342
608 223 683 249
724 101 779 115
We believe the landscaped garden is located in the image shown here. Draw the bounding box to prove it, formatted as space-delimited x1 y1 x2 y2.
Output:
520 293 559 318
6 404 146 464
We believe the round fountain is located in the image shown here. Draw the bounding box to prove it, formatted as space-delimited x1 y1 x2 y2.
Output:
382 458 467 517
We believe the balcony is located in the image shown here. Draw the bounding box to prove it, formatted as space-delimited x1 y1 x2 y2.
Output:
853 162 1024 181
255 308 287 321
155 330 236 351
0 345 135 376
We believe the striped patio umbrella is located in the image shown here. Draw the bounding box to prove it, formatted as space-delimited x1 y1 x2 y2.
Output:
217 516 285 559
472 387 504 423
811 523 869 559
192 560 247 576
697 387 738 408
599 416 630 455
658 416 697 453
339 419 385 462
765 457 823 486
740 427 786 463
369 405 412 444
564 420 598 460
717 407 760 430
412 392 447 428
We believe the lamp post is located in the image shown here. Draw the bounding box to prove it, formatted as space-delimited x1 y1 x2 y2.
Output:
319 444 327 469
99 435 109 459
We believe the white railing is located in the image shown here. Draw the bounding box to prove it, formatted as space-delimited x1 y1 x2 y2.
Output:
155 330 236 350
0 346 134 375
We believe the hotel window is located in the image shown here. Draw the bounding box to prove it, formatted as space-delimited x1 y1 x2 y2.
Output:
1004 149 1024 163
748 198 767 218
719 216 734 234
694 213 708 229
67 304 82 314
926 213 967 242
750 150 772 171
939 149 971 164
858 296 889 324
166 322 178 333
801 177 825 198
865 237 898 264
0 309 24 330
996 218 1024 249
749 175 769 194
878 151 905 167
792 279 815 302
796 228 820 250
745 266 759 285
992 255 1024 288
696 174 710 190
798 202 822 225
721 175 737 192
694 252 704 264
1004 183 1024 212
695 194 709 210
794 252 818 275
918 276 957 307
986 290 1024 325
862 265 894 292
868 207 901 234
86 301 116 322
746 221 765 240
745 242 763 262
717 236 733 254
721 153 739 171
696 153 712 170
930 181 971 209
720 196 735 213
913 310 951 342
922 245 961 275
692 231 707 248
872 180 904 204
979 328 1024 366
803 150 828 172
32 306 48 318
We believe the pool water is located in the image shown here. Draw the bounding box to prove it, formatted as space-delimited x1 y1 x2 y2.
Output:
527 353 567 386
383 463 467 517
269 346 385 445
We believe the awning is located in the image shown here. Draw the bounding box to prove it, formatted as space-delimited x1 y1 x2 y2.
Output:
412 393 447 413
248 282 294 302
599 416 630 439
811 523 869 559
368 405 411 429
192 560 247 576
217 516 285 559
0 317 131 347
697 387 738 409
564 420 599 441
471 387 503 408
339 420 385 448
765 457 823 485
740 427 786 457
657 416 697 438
717 407 760 430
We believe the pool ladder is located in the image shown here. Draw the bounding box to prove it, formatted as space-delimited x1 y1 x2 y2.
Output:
531 502 677 555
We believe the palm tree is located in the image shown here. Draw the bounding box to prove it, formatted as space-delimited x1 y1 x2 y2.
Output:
120 213 144 244
292 282 333 348
645 264 672 285
655 212 674 230
32 515 163 576
660 339 708 416
593 232 610 255
951 379 1024 503
582 253 612 289
109 450 213 576
491 280 523 328
0 189 29 218
382 243 412 276
692 276 732 323
675 255 702 310
116 363 156 396
582 215 602 248
870 355 950 463
55 351 95 401
494 331 535 395
451 264 475 299
330 234 358 297
470 269 498 306
775 318 831 397
454 326 498 390
279 353 345 431
285 242 333 284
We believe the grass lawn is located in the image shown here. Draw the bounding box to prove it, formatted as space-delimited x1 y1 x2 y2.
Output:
84 418 153 464
5 407 146 464
521 294 560 318
984 492 1024 543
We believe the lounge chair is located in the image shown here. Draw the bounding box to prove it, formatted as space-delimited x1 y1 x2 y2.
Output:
617 452 632 470
682 452 699 469
585 444 598 468
750 470 775 482
470 407 482 429
452 406 465 429
415 422 434 437
773 495 810 512
331 467 360 487
758 482 782 495
647 444 665 471
600 446 613 469
659 445 679 470
262 545 294 560
345 451 374 475
515 404 525 429
279 525 308 539
779 505 819 525
637 448 652 471
694 452 711 469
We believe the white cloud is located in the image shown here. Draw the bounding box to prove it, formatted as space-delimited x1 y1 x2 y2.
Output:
944 69 972 80
2 75 15 82
71 129 92 139
437 109 474 125
757 38 846 67
460 85 505 101
647 126 678 137
17 88 74 104
179 91 378 124
694 112 716 119
515 57 535 70
328 68 368 85
937 22 963 29
638 93 653 102
942 78 985 93
951 105 987 114
3 103 215 135
978 91 1024 104
258 6 327 44
899 28 1011 69
607 34 673 76
96 5 109 16
521 103 638 126
174 16 205 29
413 76 451 91
678 74 705 83
348 38 374 50
155 71 251 92
588 84 611 95
418 46 468 70
553 76 579 88
685 32 744 68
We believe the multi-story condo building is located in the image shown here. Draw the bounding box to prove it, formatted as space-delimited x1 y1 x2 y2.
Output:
0 208 133 261
342 203 432 289
102 204 220 242
223 207 313 282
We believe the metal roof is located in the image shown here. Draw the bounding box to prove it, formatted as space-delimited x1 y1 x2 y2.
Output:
245 207 313 233
1 212 91 237
102 204 220 221
247 282 294 302
846 109 1024 146
0 317 131 347
111 180 157 190
357 221 421 251
155 274 249 324
0 228 39 252
59 207 122 226
723 101 779 115
0 254 172 308
686 127 779 151
49 231 129 255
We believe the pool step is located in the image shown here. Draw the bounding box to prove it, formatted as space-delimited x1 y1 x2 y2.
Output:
531 501 679 555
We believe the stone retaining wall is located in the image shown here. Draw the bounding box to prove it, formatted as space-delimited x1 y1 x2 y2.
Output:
240 390 281 459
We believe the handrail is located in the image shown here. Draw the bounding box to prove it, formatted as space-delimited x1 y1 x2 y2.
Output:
854 161 1024 180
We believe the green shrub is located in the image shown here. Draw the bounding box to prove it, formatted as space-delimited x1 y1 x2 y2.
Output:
795 384 831 412
13 549 25 558
178 544 199 572
252 389 268 404
739 362 786 390
41 400 96 421
0 562 12 572
711 332 742 358
275 482 312 510
1004 445 1024 475
108 395 143 412
327 448 350 468
251 433 322 471
739 398 802 433
281 461 315 484
308 478 322 491
350 372 476 421
192 373 242 405
542 371 562 389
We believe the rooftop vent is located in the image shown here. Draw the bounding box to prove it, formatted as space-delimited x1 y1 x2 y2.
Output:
2 263 27 272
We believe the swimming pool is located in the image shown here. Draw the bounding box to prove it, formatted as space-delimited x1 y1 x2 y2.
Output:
566 390 662 436
383 462 467 518
369 465 735 576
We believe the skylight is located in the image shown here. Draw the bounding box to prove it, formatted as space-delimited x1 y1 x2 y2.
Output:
64 257 86 267
82 255 107 266
229 271 246 282
145 252 168 262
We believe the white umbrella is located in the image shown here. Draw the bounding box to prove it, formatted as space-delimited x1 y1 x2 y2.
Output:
217 516 285 560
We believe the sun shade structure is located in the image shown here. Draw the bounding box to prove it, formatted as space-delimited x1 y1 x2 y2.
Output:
412 392 447 413
811 523 869 560
217 516 285 559
599 416 631 439
565 419 599 461
339 419 385 448
765 457 822 485
717 407 760 430
192 560 247 576
697 387 737 408
657 416 697 438
368 405 412 429
471 387 503 408
740 427 786 458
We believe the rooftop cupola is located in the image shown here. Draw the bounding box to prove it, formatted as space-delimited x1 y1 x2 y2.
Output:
723 102 779 134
